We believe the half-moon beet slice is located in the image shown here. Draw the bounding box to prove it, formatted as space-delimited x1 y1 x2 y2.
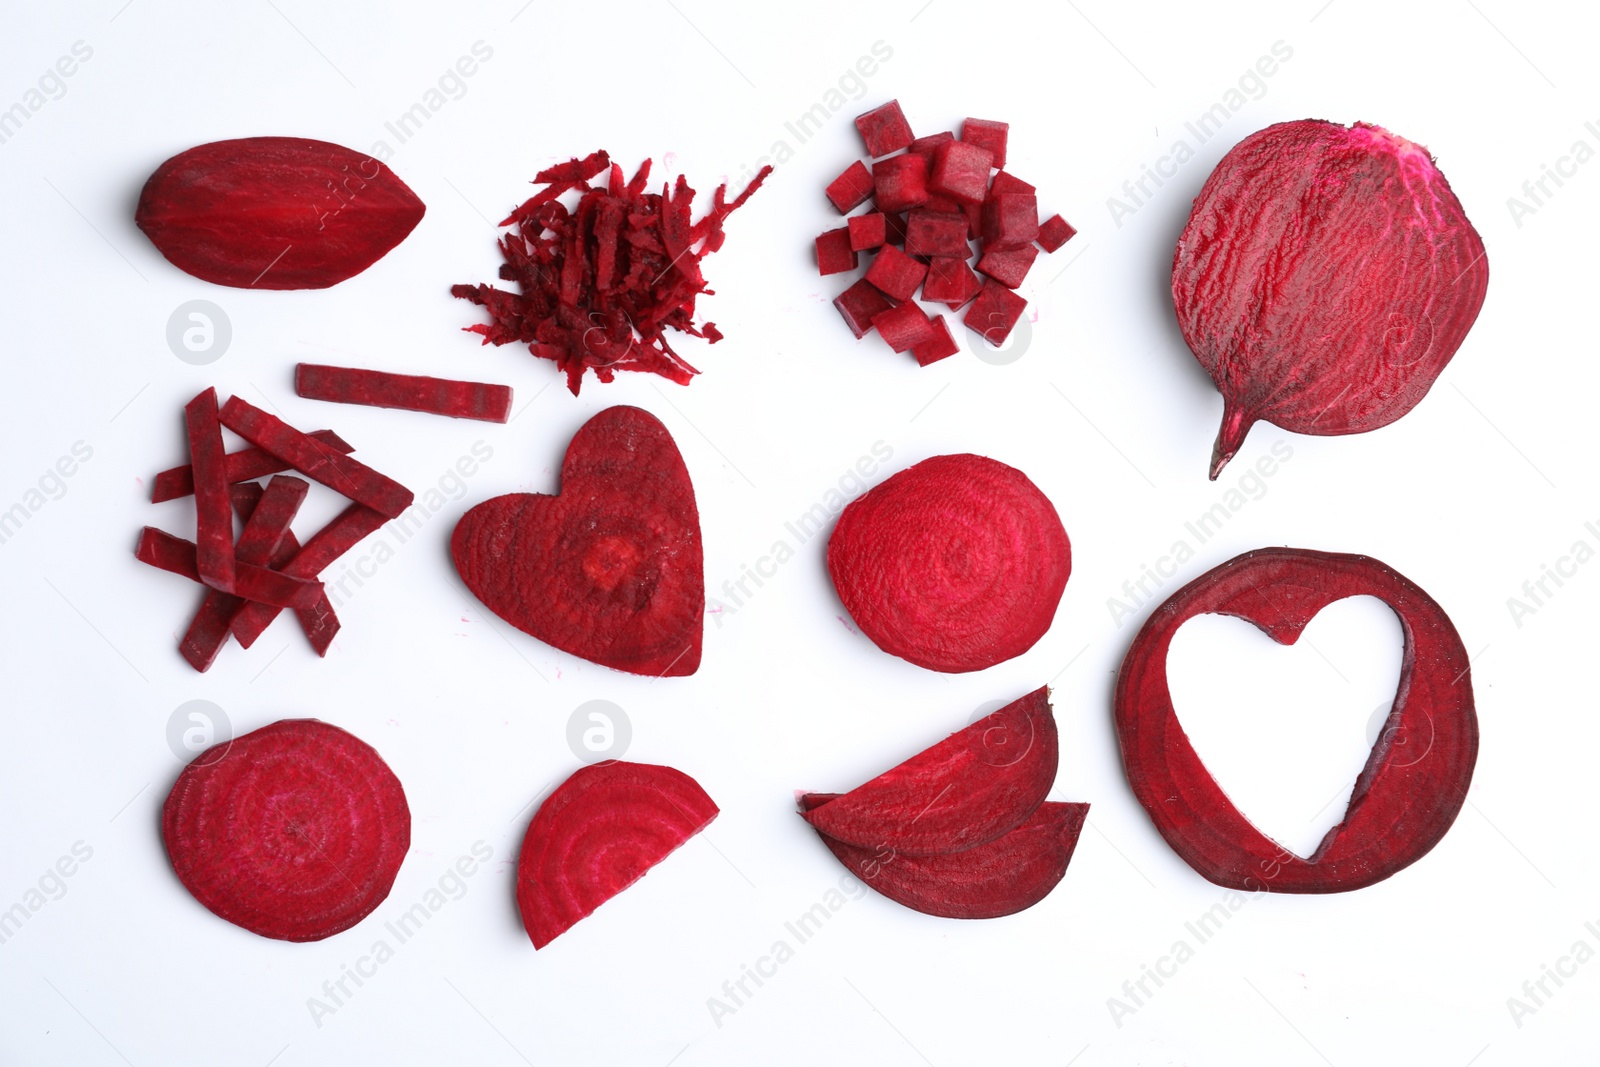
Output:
802 687 1057 855
827 454 1069 673
516 761 719 949
453 406 703 676
162 719 410 941
136 137 425 289
801 793 1088 919
1115 547 1478 893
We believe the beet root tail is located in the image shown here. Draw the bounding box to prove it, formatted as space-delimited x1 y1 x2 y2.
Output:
1209 403 1254 480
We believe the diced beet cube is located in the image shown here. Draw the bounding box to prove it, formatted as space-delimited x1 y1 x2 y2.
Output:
908 131 955 160
884 211 909 247
981 193 1039 250
872 301 936 353
922 255 981 308
976 243 1039 288
833 278 895 339
816 227 858 275
864 244 928 301
963 279 1028 347
962 201 983 240
855 100 916 158
848 212 888 251
905 210 971 258
1037 213 1078 252
990 171 1036 197
873 154 929 213
912 314 960 366
923 194 962 214
929 140 993 206
961 118 1009 169
826 160 875 213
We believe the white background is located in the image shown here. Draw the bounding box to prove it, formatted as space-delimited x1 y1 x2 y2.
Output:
1 1 1596 1064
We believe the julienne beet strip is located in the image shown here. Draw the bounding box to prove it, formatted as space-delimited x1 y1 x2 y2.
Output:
151 430 354 503
184 388 235 593
179 476 310 672
217 396 414 519
230 503 388 648
135 528 324 610
226 484 343 657
294 364 514 424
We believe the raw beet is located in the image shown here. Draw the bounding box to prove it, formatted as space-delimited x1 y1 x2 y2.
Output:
136 137 424 289
963 279 1028 346
1172 119 1490 479
516 760 718 948
184 388 235 593
975 244 1038 290
802 687 1058 854
230 503 388 648
921 256 981 308
815 226 858 276
855 100 916 158
801 793 1087 919
904 210 971 258
1115 547 1479 893
847 212 888 251
872 154 930 214
960 118 1009 169
912 315 959 367
452 406 702 676
825 160 875 213
833 279 896 339
151 429 353 503
829 454 1069 673
863 244 927 302
135 527 325 610
1036 213 1076 253
929 140 993 206
162 719 410 941
872 302 936 354
453 152 770 395
294 364 513 423
980 192 1038 250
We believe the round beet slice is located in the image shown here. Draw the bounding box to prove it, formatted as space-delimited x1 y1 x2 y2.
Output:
517 761 719 949
1115 548 1478 893
827 454 1069 672
162 719 410 941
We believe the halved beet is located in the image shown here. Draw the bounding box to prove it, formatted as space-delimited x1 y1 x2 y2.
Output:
828 454 1069 673
453 406 703 676
517 760 718 949
803 687 1058 854
801 793 1087 919
162 719 409 941
1115 547 1479 892
1172 119 1489 479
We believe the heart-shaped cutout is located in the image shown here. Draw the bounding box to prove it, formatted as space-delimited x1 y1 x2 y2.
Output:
452 406 702 676
1166 595 1402 859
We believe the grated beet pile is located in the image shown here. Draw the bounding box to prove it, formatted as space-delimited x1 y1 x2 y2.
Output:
819 101 1076 363
453 151 772 395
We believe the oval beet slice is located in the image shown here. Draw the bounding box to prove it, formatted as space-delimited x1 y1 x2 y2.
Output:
801 793 1088 919
517 761 719 949
453 406 703 676
1172 119 1489 479
803 686 1058 855
828 454 1069 673
1115 548 1478 893
162 719 410 941
136 137 425 289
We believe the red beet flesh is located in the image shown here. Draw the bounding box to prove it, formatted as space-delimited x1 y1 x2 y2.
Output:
294 364 513 423
452 406 702 676
1172 119 1490 479
151 429 353 503
136 137 424 289
163 719 410 941
516 761 718 948
1115 547 1479 892
803 686 1059 854
802 793 1087 919
453 152 770 395
828 454 1069 673
855 100 916 158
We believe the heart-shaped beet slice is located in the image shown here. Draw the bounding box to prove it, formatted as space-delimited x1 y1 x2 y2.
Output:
136 137 425 289
516 761 718 949
801 793 1088 919
802 686 1058 855
452 405 703 676
1172 120 1489 478
1115 547 1479 893
162 719 410 941
828 454 1069 673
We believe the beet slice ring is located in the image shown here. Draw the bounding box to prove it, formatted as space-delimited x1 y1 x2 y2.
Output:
801 793 1088 919
1114 547 1478 893
827 454 1069 673
162 719 410 941
516 761 718 949
803 686 1058 855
